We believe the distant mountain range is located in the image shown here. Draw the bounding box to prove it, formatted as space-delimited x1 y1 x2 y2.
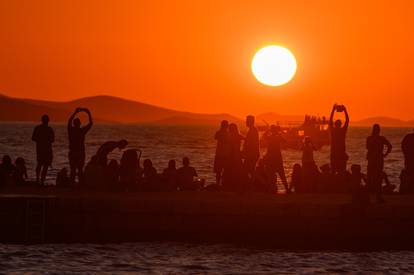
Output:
353 117 414 128
0 94 240 125
0 94 412 127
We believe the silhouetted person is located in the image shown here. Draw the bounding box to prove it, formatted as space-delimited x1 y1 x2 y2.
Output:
13 157 28 185
0 155 14 186
56 168 70 187
290 163 303 193
400 168 413 194
402 129 414 170
366 124 392 203
142 159 158 190
84 155 103 189
401 129 414 190
32 115 54 185
301 136 319 192
106 159 120 190
329 104 349 174
223 123 244 190
253 159 271 192
214 120 229 185
119 149 141 189
318 164 335 193
177 157 199 191
381 171 395 194
95 140 128 167
263 125 288 192
349 164 369 206
242 115 260 181
162 160 178 191
68 108 93 184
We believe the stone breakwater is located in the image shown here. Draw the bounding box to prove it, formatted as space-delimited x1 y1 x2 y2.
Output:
0 189 413 249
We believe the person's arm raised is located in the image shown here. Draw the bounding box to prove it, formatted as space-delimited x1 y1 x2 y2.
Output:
68 109 78 130
343 106 350 130
329 104 336 128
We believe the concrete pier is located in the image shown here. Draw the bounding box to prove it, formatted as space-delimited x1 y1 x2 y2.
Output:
0 188 413 249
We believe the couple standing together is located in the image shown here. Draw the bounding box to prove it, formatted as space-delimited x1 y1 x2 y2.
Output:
214 115 287 190
31 108 93 185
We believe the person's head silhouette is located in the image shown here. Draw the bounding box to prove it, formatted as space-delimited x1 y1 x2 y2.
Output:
2 155 11 165
246 115 255 128
143 159 153 169
182 157 190 167
304 136 312 144
168 159 176 169
229 123 239 135
41 114 49 125
334 119 342 128
220 120 229 130
118 140 128 150
372 124 381 136
73 118 81 128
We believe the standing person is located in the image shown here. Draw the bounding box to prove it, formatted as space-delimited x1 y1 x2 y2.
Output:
301 136 319 192
263 125 289 192
242 115 260 181
32 115 54 185
68 108 93 184
223 123 244 190
401 130 414 189
329 104 350 174
214 120 229 185
366 124 392 203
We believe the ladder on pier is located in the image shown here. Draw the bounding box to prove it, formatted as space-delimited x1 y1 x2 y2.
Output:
25 199 46 243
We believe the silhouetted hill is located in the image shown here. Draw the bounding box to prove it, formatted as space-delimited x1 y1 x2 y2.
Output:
353 117 414 127
0 94 240 125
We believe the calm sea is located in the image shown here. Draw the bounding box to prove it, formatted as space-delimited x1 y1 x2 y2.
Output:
0 123 410 185
0 123 413 273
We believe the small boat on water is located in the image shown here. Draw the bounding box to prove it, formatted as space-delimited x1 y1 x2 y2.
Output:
258 115 330 150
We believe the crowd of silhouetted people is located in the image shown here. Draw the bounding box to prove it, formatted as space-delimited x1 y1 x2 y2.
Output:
1 104 414 202
213 104 414 203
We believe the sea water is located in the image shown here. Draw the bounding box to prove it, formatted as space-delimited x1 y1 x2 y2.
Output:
0 123 413 273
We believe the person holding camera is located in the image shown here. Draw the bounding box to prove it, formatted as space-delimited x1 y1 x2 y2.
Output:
328 104 349 174
67 107 93 184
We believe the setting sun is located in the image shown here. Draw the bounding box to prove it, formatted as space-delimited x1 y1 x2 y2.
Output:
251 45 297 87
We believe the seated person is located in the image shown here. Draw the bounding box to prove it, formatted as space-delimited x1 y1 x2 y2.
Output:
0 155 15 186
141 159 159 191
382 171 396 194
290 163 302 193
119 149 141 189
177 157 200 191
317 164 335 193
162 160 178 191
106 159 120 191
13 157 28 185
56 168 70 187
83 155 105 189
349 164 369 206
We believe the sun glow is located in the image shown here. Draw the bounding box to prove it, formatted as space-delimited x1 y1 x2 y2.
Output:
251 45 297 86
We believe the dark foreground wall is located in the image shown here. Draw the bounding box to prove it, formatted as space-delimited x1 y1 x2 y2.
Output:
0 191 413 249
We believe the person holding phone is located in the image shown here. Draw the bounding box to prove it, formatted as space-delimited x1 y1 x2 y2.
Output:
329 104 349 174
67 107 93 184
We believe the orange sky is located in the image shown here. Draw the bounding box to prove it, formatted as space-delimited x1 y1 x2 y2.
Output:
1 0 414 120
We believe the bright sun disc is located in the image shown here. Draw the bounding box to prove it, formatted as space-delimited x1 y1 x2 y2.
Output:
251 45 297 86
